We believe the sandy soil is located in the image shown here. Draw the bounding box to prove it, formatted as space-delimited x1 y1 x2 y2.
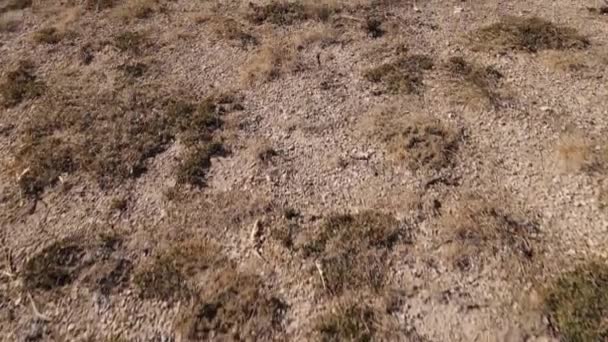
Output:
1 0 607 341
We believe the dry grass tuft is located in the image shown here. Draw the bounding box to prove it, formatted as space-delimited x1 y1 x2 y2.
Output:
0 60 46 108
302 211 408 294
544 261 608 342
83 0 115 11
176 270 288 341
209 16 258 48
441 195 539 270
32 27 64 44
364 55 434 94
113 0 158 20
370 111 461 171
471 16 589 52
177 142 225 187
0 10 23 32
16 136 77 197
23 239 88 290
445 56 504 108
556 133 594 173
133 239 225 301
114 30 148 53
315 302 378 341
240 40 297 84
247 0 338 26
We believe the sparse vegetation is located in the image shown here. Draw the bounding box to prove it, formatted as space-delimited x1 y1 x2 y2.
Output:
472 16 589 52
133 240 224 301
544 261 608 342
0 60 45 108
445 56 504 108
364 55 434 94
176 270 287 341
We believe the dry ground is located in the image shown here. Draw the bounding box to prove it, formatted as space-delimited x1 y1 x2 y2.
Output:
1 0 608 341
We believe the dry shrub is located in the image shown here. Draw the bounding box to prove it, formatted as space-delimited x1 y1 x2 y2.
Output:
23 234 123 291
441 195 540 271
364 55 434 94
444 56 504 108
240 40 297 84
471 16 589 52
133 239 225 301
544 261 608 342
23 239 88 290
0 60 46 108
301 211 409 295
176 269 287 341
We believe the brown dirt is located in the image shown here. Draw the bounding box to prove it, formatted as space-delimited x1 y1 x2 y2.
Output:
1 0 608 341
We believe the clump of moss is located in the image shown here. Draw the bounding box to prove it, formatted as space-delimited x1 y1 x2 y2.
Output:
472 16 589 52
0 60 45 107
364 55 434 94
133 240 224 301
177 270 288 341
302 211 407 295
445 56 504 108
23 240 87 290
315 302 378 342
544 261 608 342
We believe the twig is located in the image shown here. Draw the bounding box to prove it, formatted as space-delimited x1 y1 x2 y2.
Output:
27 293 51 322
315 261 327 291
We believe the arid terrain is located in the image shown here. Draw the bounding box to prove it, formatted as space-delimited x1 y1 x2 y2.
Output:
1 0 608 341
